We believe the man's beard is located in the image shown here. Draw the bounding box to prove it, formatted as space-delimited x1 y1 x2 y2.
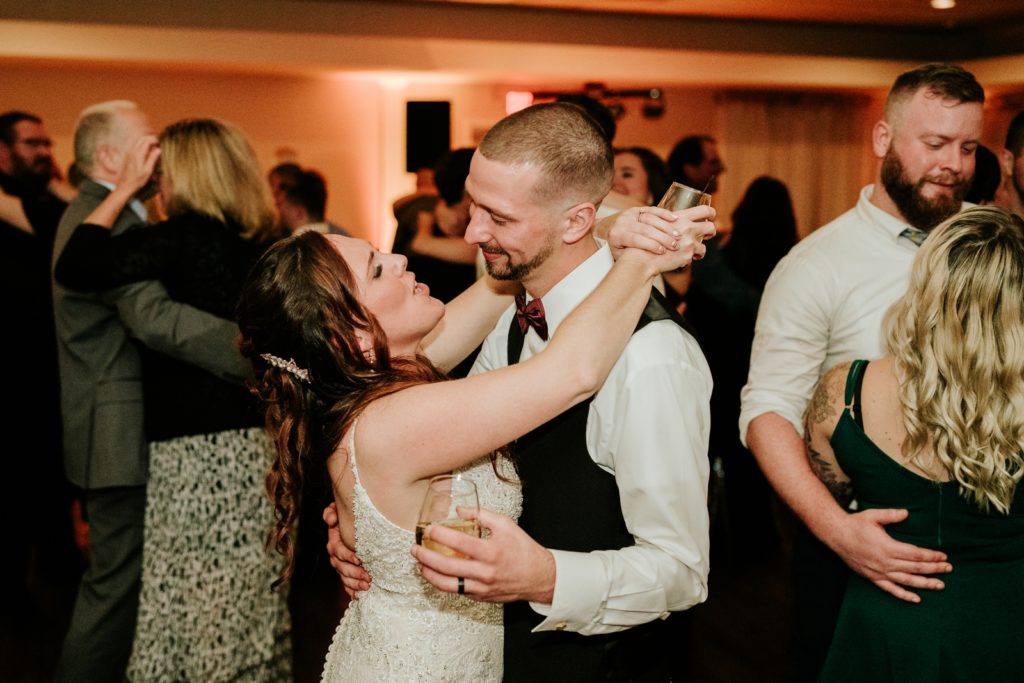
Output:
881 148 969 232
482 240 554 282
6 152 51 192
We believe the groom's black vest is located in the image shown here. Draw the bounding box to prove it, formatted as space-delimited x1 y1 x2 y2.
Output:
503 289 694 683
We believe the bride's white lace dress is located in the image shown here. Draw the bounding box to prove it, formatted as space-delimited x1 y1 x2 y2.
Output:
321 427 521 682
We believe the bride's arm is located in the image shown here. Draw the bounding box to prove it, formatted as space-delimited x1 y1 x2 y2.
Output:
363 208 714 483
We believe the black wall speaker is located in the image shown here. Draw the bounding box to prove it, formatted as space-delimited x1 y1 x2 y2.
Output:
405 101 451 173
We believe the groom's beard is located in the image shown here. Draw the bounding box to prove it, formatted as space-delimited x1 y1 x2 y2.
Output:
481 238 555 282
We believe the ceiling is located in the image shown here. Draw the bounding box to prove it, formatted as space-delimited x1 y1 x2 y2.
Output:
2 0 1024 92
415 0 1024 29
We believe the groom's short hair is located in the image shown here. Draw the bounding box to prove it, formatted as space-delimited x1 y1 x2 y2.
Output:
478 102 613 208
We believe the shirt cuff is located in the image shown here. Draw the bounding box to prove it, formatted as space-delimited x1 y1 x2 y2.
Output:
529 549 605 633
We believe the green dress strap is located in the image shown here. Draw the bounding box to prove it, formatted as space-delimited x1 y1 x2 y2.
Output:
842 359 869 426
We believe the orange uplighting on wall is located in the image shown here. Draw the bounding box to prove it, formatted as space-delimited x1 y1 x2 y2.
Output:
505 91 534 114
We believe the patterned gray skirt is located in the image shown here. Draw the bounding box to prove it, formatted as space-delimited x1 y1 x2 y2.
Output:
127 427 292 682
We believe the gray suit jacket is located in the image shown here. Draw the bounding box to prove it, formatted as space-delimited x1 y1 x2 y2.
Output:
51 179 251 489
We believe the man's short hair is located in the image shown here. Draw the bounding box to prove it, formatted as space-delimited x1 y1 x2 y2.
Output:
268 162 302 186
667 135 715 185
883 63 985 126
1005 111 1024 158
73 100 140 175
555 94 617 143
478 102 613 207
282 169 328 221
433 148 474 206
0 111 43 145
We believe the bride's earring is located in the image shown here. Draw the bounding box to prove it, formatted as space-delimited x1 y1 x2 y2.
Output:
364 348 376 365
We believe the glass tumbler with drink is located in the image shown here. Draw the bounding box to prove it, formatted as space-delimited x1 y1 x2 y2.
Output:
416 474 480 558
657 181 712 211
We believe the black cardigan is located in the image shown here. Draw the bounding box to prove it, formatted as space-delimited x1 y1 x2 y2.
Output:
55 211 269 441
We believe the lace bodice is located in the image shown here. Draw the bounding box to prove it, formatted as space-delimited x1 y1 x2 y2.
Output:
321 425 521 682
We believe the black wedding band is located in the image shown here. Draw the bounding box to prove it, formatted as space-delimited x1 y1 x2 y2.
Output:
457 576 465 595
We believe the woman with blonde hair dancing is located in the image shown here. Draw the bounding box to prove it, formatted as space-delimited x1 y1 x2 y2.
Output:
805 206 1024 682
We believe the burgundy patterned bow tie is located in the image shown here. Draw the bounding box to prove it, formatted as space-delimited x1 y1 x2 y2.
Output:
514 293 548 341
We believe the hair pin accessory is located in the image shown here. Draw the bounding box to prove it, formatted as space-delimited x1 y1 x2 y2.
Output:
260 353 311 384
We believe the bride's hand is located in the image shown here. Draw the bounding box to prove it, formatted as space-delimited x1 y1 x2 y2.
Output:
615 205 716 276
607 205 716 263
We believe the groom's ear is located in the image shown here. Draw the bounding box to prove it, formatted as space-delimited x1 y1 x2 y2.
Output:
562 202 596 245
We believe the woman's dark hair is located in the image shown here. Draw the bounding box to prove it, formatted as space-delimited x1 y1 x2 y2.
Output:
722 176 798 291
966 144 1001 205
236 231 445 586
615 146 671 205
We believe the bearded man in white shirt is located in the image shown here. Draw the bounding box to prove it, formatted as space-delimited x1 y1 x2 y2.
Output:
739 63 985 681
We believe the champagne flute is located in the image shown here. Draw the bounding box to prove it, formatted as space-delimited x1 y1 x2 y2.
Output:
415 474 480 558
657 181 713 211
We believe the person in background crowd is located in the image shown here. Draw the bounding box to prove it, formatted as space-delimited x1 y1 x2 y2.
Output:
999 110 1024 217
685 176 798 559
668 134 726 195
613 146 671 206
0 110 80 664
278 167 350 237
966 144 1002 205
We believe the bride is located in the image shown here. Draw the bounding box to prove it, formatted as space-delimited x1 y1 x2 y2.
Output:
236 223 705 681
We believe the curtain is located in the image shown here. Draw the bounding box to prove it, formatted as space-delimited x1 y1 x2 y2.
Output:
715 91 878 239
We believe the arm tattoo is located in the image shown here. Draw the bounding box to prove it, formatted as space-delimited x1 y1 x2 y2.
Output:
803 365 853 507
806 369 840 425
805 437 854 508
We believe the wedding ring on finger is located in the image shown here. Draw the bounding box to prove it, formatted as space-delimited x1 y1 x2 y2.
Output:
457 576 465 595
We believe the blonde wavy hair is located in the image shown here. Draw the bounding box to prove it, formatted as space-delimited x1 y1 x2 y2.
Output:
884 206 1024 514
159 118 276 241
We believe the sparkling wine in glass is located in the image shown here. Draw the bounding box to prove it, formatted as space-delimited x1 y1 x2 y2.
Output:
415 474 480 558
657 181 712 211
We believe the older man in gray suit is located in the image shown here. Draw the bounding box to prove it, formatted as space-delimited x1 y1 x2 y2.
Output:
51 100 250 682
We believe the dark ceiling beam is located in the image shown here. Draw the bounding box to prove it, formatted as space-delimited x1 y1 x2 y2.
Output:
2 0 1021 61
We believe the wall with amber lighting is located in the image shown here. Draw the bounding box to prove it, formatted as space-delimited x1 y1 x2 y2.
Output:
3 57 1021 247
2 60 737 247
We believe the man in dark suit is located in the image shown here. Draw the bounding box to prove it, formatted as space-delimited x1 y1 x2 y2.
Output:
51 100 250 682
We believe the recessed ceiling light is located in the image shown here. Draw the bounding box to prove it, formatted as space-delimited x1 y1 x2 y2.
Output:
931 0 955 9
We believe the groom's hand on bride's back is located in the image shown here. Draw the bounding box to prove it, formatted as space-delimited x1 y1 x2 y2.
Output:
412 507 555 604
323 502 371 598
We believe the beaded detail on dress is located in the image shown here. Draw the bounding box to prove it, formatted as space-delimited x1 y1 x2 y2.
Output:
320 424 521 682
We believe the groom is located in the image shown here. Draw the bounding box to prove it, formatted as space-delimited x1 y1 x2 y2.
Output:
335 102 712 681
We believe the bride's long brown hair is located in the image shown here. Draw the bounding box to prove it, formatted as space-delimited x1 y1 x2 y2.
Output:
237 231 446 587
